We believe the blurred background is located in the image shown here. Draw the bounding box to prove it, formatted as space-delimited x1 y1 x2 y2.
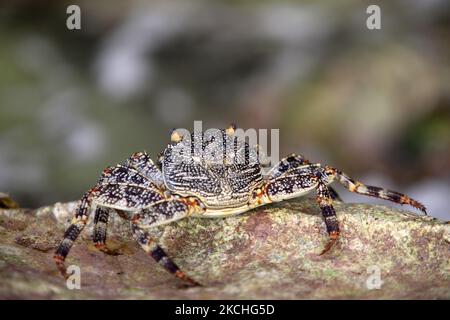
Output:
0 0 449 219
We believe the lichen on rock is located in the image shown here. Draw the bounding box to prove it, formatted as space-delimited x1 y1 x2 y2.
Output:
0 198 448 299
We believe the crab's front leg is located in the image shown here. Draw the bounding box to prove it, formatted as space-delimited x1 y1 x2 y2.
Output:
131 197 205 286
54 151 167 278
54 189 96 277
267 154 342 201
256 165 340 254
54 182 166 277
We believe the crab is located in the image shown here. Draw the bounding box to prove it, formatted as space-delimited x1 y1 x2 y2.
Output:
54 124 427 286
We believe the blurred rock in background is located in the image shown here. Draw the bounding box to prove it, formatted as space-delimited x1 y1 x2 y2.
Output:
0 0 449 219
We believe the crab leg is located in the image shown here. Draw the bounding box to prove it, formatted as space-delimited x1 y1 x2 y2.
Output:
266 153 311 179
54 150 168 278
55 185 166 274
125 151 165 188
327 186 342 201
92 207 109 247
131 198 204 286
54 189 95 277
268 154 342 200
92 206 125 255
325 167 427 214
263 165 341 254
316 181 340 255
132 226 199 286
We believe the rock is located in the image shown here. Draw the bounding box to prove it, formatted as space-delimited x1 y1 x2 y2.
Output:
0 199 448 299
0 192 19 209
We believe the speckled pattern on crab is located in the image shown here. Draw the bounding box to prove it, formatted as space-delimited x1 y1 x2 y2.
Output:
54 124 427 286
163 129 263 209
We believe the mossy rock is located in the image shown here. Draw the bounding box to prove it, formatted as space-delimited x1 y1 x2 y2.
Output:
0 198 448 299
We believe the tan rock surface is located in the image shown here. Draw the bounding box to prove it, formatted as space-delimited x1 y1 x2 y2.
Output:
0 199 448 299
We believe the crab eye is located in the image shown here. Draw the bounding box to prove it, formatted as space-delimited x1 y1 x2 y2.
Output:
225 123 237 136
170 130 184 143
131 152 143 159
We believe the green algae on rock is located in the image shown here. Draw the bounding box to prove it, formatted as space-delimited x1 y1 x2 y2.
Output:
0 198 448 299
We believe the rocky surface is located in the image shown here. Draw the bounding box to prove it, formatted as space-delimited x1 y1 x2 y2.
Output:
0 198 448 299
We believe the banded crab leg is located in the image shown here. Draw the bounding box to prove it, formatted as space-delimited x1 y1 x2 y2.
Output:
267 154 342 201
260 164 340 254
259 161 427 255
92 206 125 255
132 227 199 287
54 182 166 277
54 152 166 278
54 189 95 277
315 180 340 255
131 198 205 286
324 166 427 214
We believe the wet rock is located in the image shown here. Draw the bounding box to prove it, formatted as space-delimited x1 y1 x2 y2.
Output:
0 192 19 209
0 199 448 299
